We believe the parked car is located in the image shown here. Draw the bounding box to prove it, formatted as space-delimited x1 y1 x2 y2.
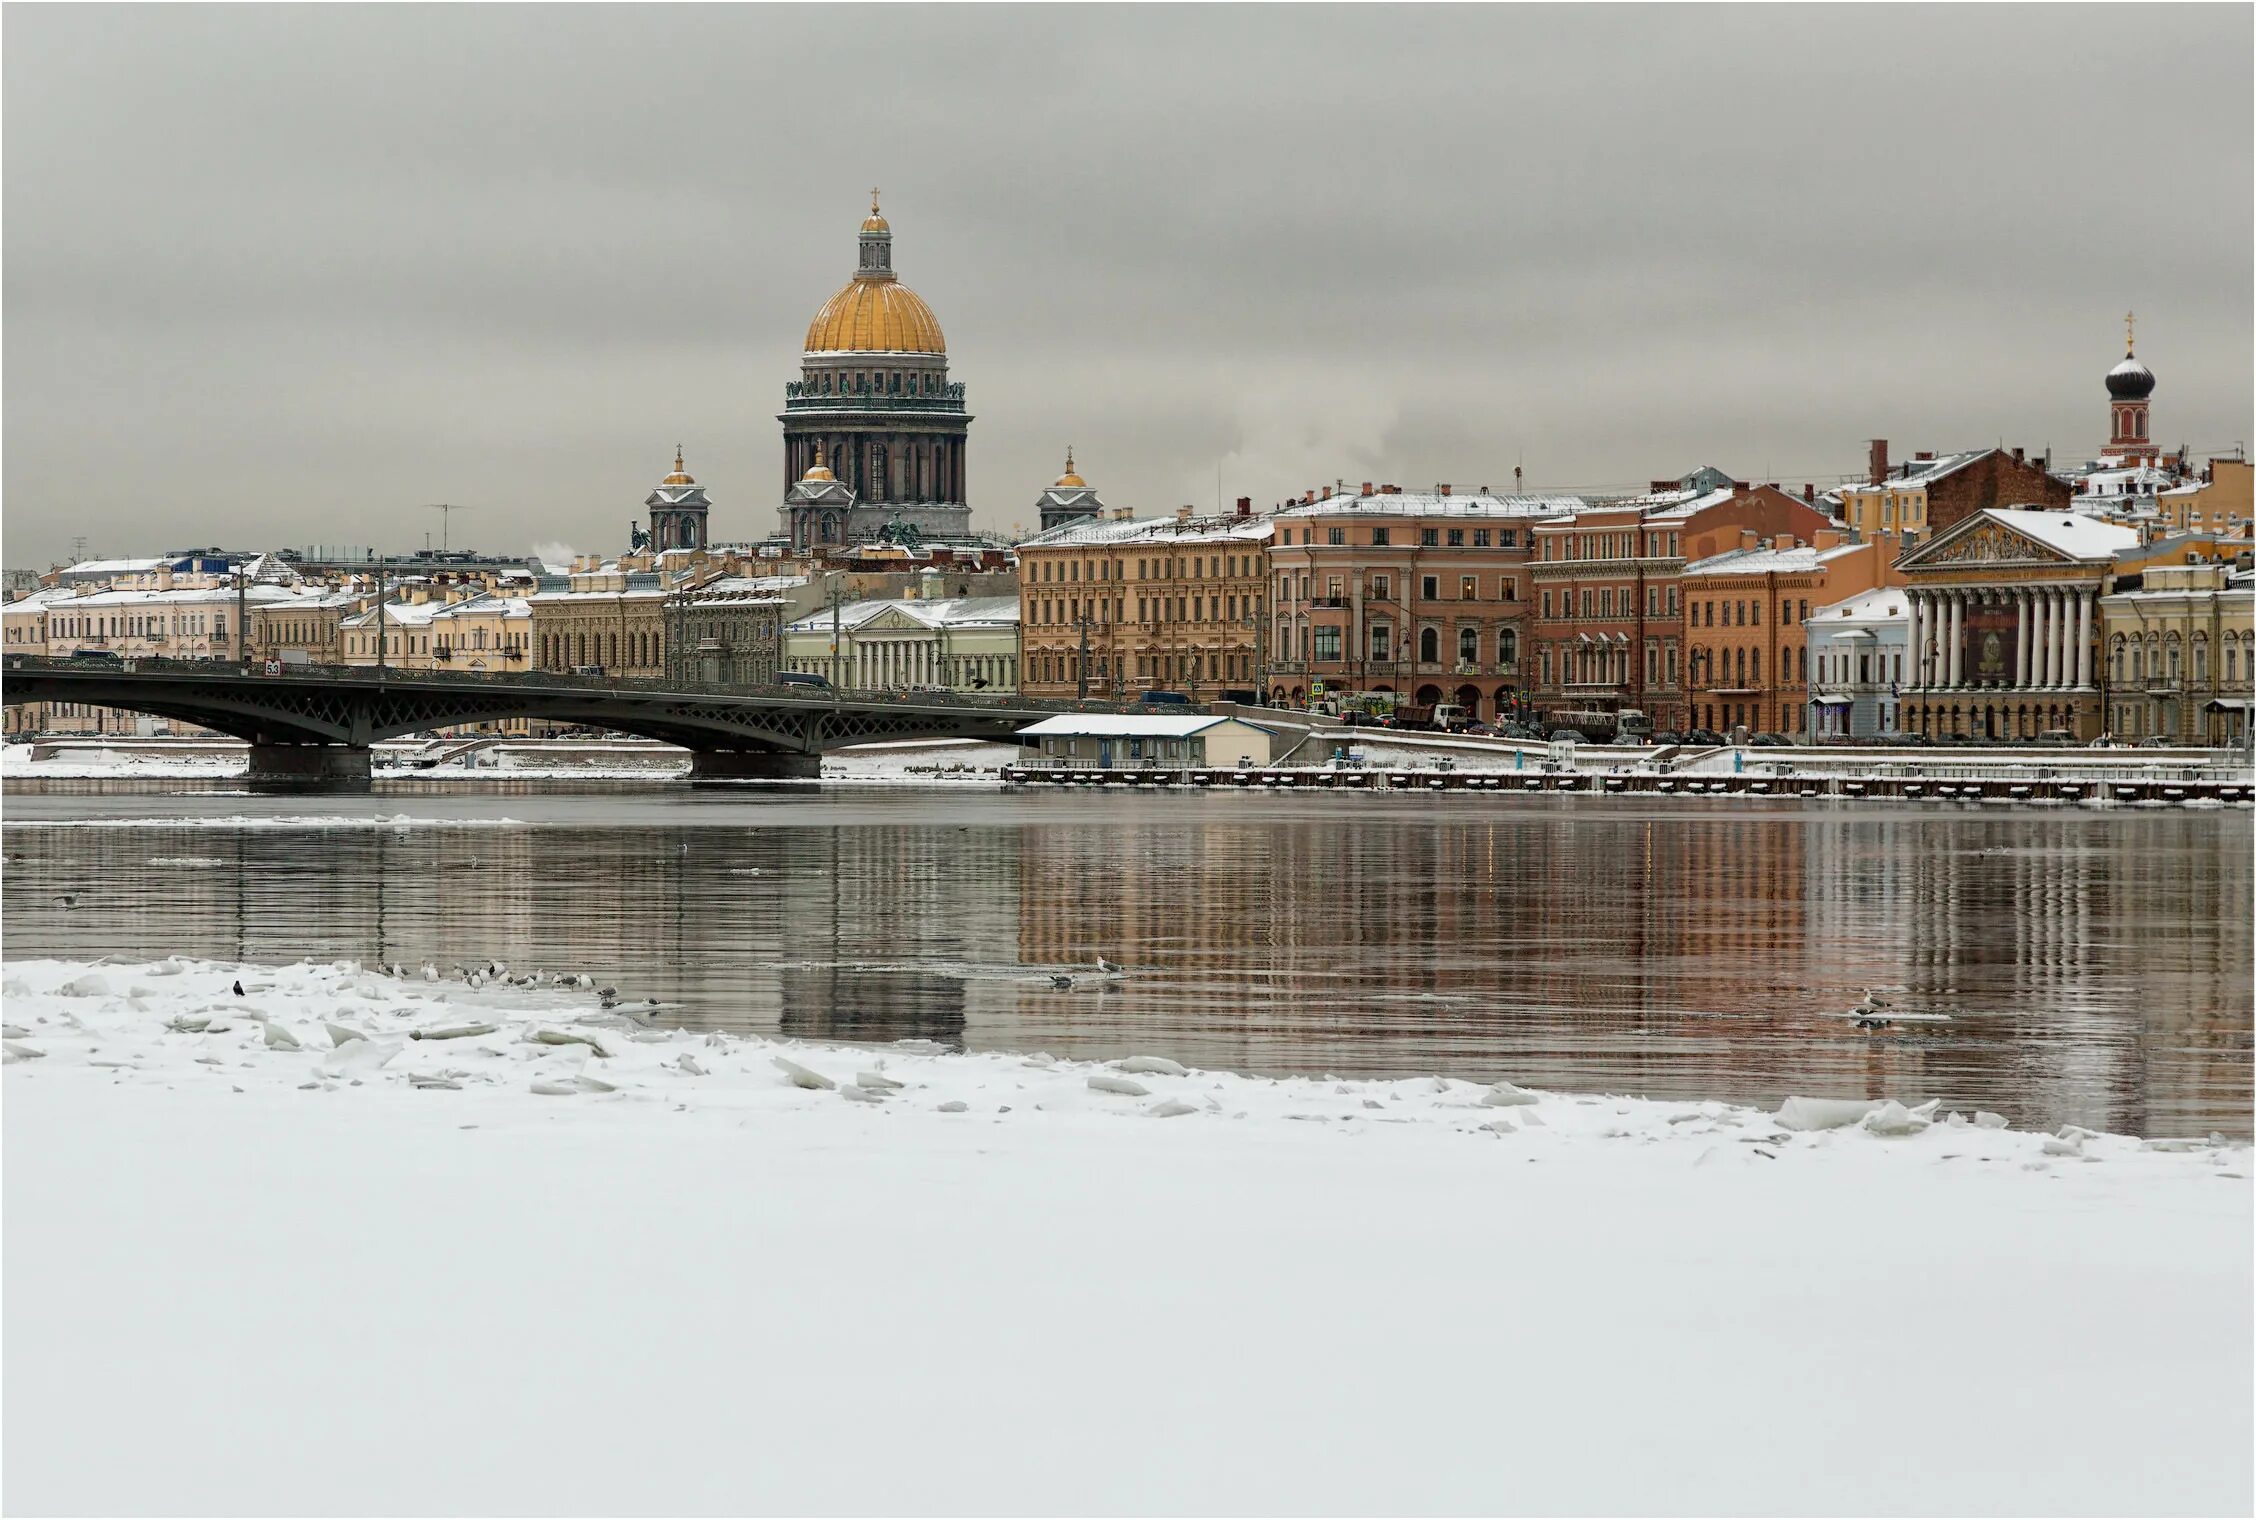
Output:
68 648 124 668
777 671 832 692
2035 729 2077 747
1648 730 1682 747
1683 728 1724 746
2135 735 2174 748
1140 690 1191 707
1750 732 1789 747
1549 728 1590 744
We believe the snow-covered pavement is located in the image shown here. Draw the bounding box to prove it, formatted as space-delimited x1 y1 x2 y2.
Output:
4 958 2249 1516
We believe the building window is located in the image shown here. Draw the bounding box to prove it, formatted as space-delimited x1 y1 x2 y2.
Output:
1371 529 1390 547
1420 529 1439 547
1327 528 1345 546
1371 575 1391 602
1314 626 1341 663
1473 529 1491 547
1420 627 1440 663
1458 626 1479 665
1370 625 1391 661
1421 575 1439 601
1446 529 1464 547
1461 576 1477 600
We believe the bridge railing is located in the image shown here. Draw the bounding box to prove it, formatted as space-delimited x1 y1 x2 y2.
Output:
2 653 1215 720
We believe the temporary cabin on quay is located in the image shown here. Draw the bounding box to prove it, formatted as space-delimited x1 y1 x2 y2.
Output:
1015 713 1278 769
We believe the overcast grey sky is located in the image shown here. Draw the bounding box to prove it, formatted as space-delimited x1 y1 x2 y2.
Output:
5 4 2250 567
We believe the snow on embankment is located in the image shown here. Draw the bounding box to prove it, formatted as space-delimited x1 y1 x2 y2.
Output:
4 957 2251 1517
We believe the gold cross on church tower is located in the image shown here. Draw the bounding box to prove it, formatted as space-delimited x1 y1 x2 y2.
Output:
2125 309 2136 354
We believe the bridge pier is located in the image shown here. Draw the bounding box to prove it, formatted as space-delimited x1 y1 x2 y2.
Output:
246 744 373 792
687 749 822 782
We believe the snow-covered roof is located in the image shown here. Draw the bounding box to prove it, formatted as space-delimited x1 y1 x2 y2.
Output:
1272 491 1587 521
44 584 306 609
1839 450 1994 492
1015 714 1266 739
428 596 530 623
1810 586 1910 625
1017 513 1276 549
783 595 1020 635
1682 542 1861 577
1985 508 2140 561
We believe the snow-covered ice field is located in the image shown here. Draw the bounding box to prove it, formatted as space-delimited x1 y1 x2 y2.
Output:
4 957 2250 1516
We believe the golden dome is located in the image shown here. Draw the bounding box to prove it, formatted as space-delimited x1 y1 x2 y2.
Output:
1054 447 1086 489
804 278 946 354
661 445 695 486
805 192 946 354
801 458 836 483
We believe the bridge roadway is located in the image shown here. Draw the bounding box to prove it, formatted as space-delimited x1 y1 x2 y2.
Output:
1 655 1114 788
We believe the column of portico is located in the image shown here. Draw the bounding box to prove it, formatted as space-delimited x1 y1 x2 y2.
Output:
2021 586 2039 685
2032 590 2051 687
2052 587 2071 687
2075 590 2094 688
1946 592 1965 686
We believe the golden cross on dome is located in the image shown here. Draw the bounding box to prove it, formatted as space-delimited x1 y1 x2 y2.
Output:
2125 309 2136 354
675 443 684 470
870 186 881 214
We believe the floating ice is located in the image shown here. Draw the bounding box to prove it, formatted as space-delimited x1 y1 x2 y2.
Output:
1088 1074 1150 1098
772 1056 836 1091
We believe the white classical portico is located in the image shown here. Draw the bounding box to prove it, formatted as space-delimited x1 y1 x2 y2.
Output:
1897 508 2135 740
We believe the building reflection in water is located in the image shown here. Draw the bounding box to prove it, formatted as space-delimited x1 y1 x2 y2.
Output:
2 790 2246 1136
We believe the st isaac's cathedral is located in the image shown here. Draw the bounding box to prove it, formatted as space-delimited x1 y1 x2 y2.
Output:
778 194 979 552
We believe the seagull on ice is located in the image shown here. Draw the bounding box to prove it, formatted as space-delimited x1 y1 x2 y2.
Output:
232 980 245 997
1092 955 1124 976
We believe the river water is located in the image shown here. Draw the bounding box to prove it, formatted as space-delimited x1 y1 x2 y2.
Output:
4 779 2249 1136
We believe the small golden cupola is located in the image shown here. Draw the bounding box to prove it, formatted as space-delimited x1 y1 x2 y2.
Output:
662 446 696 486
800 456 836 483
1054 447 1087 489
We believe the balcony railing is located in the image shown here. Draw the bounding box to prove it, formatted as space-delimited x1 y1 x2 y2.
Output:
781 381 968 413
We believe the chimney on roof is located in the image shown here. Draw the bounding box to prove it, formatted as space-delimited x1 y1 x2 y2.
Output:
1235 496 1252 519
1868 439 1889 486
1176 506 1192 522
1321 486 1332 500
1740 530 1761 551
1814 528 1844 550
1479 485 1489 495
1439 483 1452 497
1803 483 1815 502
1361 481 1374 496
1914 451 1934 462
2010 446 2025 464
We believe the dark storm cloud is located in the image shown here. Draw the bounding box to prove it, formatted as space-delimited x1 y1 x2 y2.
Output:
4 4 2249 564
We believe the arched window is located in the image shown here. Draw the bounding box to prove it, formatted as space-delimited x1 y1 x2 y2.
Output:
2165 634 2182 683
2111 636 2126 684
1419 627 1439 663
1458 627 1479 665
2193 634 2209 684
1498 628 1518 667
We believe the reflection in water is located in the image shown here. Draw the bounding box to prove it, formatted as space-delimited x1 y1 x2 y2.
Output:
3 784 2248 1136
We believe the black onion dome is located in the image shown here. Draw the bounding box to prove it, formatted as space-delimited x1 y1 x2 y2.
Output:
2106 352 2156 400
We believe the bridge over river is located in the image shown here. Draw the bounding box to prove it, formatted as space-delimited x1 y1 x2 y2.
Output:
2 655 1122 787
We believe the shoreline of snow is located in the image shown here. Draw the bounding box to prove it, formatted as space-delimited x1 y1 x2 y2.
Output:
5 955 2250 1515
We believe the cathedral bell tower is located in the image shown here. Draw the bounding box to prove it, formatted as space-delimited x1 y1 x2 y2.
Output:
2105 312 2159 464
645 447 711 551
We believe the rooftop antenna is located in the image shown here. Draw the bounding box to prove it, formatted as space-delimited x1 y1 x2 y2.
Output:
423 502 477 552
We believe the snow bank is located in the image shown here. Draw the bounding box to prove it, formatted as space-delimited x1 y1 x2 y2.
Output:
4 956 2249 1515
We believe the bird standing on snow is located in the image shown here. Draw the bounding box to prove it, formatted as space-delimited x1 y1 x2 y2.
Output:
232 980 245 997
1094 956 1123 976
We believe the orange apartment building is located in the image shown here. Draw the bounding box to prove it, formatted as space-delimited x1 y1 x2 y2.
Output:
1265 484 1566 718
1016 503 1271 701
1679 532 1890 737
